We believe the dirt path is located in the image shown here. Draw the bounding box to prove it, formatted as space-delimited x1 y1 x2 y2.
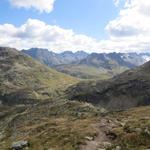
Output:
80 119 113 150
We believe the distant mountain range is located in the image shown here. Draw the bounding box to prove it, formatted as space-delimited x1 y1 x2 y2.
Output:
22 48 88 66
22 48 150 79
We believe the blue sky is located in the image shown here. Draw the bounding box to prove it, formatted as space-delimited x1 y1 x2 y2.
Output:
0 0 119 39
0 0 150 53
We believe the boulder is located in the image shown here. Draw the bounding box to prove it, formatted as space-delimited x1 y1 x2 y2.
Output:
102 142 112 149
134 128 142 133
115 146 121 150
85 136 94 141
105 130 117 140
11 140 29 150
144 128 150 136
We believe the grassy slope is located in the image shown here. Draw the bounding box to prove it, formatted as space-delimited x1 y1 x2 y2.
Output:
0 47 78 104
55 64 129 80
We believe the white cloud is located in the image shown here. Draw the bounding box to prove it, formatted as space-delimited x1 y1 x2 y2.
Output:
0 16 150 53
0 19 102 52
9 0 55 13
109 0 150 38
104 0 150 52
1 0 150 53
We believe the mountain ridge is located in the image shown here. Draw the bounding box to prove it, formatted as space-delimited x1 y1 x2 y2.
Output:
22 48 89 66
22 48 150 79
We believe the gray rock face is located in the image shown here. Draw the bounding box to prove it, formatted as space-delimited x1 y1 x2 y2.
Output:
11 141 29 150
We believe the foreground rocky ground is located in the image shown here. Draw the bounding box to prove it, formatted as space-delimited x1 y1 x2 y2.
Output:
82 106 150 150
0 102 149 150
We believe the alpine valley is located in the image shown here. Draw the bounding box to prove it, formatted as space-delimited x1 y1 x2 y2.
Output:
0 47 150 150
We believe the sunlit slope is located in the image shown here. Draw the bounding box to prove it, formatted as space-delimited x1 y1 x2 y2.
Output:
0 47 78 104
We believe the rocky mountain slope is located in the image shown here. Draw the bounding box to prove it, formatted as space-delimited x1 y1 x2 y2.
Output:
79 52 147 68
22 48 88 66
22 48 150 79
66 61 150 110
0 47 78 105
22 48 63 66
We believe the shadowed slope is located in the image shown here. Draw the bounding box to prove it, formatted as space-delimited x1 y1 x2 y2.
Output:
66 61 150 110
